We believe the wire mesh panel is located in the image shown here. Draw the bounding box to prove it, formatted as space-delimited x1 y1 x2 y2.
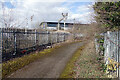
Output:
52 33 57 43
2 28 15 61
104 31 120 77
39 33 48 45
104 31 119 64
58 33 63 42
50 32 58 44
1 28 72 61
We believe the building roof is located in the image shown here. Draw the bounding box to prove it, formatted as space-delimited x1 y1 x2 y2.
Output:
42 22 73 25
40 21 89 25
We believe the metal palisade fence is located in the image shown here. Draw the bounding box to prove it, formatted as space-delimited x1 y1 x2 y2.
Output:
0 28 70 62
104 31 120 78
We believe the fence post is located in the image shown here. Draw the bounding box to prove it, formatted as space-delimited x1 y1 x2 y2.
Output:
35 29 37 46
0 28 2 62
48 31 50 44
64 33 65 42
57 33 59 43
51 32 53 45
0 28 2 80
13 30 17 56
25 28 27 48
56 33 57 43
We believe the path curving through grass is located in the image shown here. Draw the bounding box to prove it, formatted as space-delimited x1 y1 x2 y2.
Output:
6 41 84 78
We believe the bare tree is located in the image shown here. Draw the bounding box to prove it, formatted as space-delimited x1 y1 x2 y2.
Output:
0 2 30 29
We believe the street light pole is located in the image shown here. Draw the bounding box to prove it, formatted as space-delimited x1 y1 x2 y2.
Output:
64 19 65 30
62 13 68 31
57 13 68 31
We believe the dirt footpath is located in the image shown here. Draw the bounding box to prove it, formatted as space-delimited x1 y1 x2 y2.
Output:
7 42 84 78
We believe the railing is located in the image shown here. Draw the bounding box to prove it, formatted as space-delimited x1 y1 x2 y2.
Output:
0 28 70 62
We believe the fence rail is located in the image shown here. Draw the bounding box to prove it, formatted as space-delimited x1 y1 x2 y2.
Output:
0 28 71 62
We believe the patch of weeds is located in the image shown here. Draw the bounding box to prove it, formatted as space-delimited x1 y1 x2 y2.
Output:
98 39 104 43
95 35 104 40
99 45 105 52
95 34 104 44
100 63 107 72
96 34 107 73
96 56 107 73
96 34 105 56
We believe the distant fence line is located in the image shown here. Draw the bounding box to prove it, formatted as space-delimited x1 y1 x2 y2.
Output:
0 28 73 61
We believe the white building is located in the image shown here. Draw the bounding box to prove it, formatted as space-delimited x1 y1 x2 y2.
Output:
39 22 73 30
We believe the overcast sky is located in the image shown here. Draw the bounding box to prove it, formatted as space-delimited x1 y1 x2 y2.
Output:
0 0 96 28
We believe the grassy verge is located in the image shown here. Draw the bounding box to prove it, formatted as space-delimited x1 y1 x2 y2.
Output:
60 45 85 78
74 41 107 78
2 44 62 78
60 41 107 78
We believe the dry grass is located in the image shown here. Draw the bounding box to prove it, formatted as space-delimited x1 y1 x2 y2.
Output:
60 40 107 78
74 40 107 78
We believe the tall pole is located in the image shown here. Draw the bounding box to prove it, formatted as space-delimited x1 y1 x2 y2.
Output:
57 13 68 31
63 13 68 31
62 13 68 31
64 19 65 30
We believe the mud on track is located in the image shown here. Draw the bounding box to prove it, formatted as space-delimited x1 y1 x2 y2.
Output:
7 42 84 78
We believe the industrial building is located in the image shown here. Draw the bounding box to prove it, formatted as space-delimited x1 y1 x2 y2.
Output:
39 22 73 30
